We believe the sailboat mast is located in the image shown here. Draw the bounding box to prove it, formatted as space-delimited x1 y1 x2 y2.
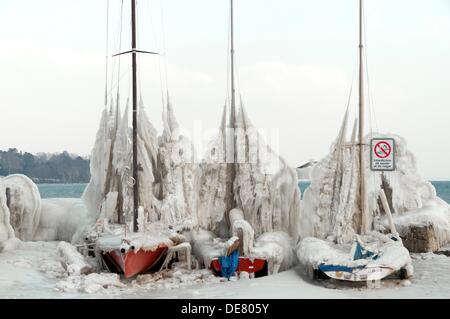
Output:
223 0 237 224
230 0 236 159
131 0 139 232
358 0 368 234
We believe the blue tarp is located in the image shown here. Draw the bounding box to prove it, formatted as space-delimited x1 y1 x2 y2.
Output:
218 250 239 279
352 240 379 260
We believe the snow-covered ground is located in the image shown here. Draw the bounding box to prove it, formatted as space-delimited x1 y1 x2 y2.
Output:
1 241 449 299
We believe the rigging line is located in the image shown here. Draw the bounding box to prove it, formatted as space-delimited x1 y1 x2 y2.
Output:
347 48 359 111
362 4 379 134
109 1 125 103
225 2 231 107
233 47 242 104
365 42 379 134
361 6 378 212
116 0 125 106
229 3 241 107
159 0 170 93
104 0 110 107
231 8 242 106
362 2 372 138
104 0 110 187
136 0 143 106
108 10 118 104
109 67 132 95
347 47 359 134
146 0 166 108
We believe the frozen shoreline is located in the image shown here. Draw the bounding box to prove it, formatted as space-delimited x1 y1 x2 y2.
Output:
0 241 449 299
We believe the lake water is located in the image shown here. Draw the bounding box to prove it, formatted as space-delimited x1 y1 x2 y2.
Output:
38 181 450 204
37 183 87 199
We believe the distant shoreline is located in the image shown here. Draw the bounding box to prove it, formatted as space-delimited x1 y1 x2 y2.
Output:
35 182 88 185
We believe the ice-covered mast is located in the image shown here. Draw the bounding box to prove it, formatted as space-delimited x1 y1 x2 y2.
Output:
358 0 368 234
230 0 236 140
225 0 238 215
131 0 139 232
112 0 156 232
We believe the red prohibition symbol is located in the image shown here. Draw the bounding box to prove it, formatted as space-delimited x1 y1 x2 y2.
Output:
374 141 392 158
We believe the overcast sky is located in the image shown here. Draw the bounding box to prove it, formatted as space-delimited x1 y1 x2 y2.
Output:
0 0 449 180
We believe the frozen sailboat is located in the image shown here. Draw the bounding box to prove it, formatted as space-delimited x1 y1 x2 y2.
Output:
81 0 188 279
297 0 413 282
194 0 300 278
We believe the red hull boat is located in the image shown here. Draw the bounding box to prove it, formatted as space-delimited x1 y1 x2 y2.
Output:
211 257 266 275
104 245 168 278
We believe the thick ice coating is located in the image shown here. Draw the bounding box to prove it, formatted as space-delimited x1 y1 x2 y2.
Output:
198 102 301 243
301 110 450 247
82 99 198 233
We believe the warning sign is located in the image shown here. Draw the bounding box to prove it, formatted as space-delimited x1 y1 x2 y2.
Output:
371 138 395 171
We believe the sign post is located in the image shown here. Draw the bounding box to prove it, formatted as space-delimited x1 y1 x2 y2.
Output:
370 138 395 171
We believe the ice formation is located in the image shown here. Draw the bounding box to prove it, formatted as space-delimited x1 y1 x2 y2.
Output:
198 103 301 243
82 99 198 234
197 106 230 236
1 174 41 241
68 95 300 275
156 101 198 230
82 106 117 224
234 105 301 242
82 100 143 226
35 198 88 242
195 102 301 274
302 110 450 248
0 174 88 244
